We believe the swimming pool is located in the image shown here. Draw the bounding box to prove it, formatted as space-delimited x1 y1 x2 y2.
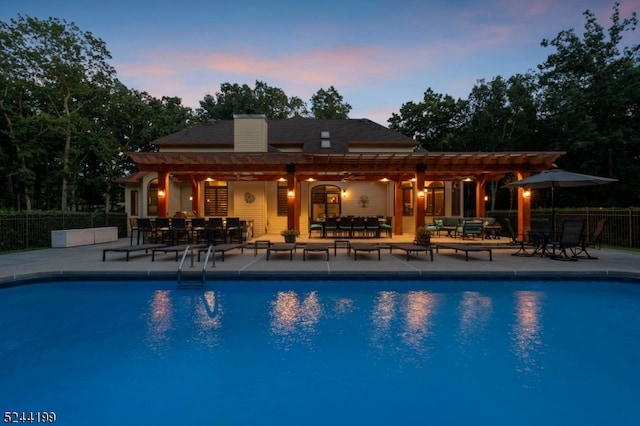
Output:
1 278 639 425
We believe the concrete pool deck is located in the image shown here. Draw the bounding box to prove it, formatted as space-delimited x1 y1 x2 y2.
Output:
1 234 640 284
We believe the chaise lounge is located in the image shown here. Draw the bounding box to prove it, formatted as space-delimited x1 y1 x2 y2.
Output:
103 243 166 261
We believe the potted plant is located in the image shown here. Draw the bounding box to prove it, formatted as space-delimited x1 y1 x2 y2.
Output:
280 229 300 243
415 227 431 246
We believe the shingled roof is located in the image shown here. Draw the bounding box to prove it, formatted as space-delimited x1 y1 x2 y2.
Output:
152 116 416 152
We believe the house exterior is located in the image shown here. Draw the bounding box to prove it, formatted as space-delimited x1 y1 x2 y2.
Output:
122 114 563 237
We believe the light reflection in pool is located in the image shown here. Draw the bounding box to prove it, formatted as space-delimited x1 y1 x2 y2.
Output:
401 291 437 350
457 291 493 345
147 290 173 348
512 290 545 371
192 291 223 348
269 290 322 344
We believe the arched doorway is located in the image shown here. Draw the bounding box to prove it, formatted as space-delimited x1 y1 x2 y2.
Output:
310 185 342 220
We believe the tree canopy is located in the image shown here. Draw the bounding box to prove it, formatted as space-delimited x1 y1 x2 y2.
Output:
389 3 639 208
0 15 193 211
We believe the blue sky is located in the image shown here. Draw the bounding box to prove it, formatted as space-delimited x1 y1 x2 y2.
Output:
3 0 639 125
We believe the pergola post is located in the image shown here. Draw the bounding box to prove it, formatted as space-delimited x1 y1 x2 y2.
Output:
415 163 427 229
286 163 297 232
475 178 486 218
157 171 169 218
394 180 403 235
191 177 200 215
517 173 531 238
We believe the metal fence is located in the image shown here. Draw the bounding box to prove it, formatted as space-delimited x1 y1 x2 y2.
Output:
0 212 128 252
0 210 638 252
495 209 640 249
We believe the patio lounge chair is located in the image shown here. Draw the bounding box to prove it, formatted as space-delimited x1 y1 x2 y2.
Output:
426 219 443 237
389 243 434 261
436 243 493 261
529 218 553 257
350 243 381 260
456 220 483 239
103 243 165 261
551 218 585 261
302 243 331 261
503 218 533 257
571 218 606 259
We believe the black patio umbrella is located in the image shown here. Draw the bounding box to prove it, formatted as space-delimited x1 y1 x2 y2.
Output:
502 168 617 231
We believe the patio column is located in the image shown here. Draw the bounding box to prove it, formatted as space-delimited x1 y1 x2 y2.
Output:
286 163 297 232
415 163 426 229
517 173 531 237
475 178 486 218
157 171 169 217
394 180 403 235
191 177 200 216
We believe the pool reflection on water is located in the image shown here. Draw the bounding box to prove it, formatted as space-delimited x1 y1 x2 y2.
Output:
1 279 639 426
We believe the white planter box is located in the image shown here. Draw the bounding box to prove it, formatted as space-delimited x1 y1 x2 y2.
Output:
51 227 119 247
93 227 118 244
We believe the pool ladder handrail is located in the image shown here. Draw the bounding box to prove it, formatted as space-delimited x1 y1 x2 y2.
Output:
201 245 214 283
178 245 204 288
178 245 215 288
177 245 192 284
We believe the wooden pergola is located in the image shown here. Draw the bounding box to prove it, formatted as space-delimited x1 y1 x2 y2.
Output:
127 150 565 236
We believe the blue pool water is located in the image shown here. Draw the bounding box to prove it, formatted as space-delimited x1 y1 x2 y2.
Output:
1 278 639 425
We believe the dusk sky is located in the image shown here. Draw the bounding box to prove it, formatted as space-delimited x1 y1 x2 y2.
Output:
3 0 640 125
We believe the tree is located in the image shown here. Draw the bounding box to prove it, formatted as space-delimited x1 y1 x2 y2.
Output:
388 88 466 151
196 81 307 121
0 15 117 211
90 84 193 211
537 2 640 206
310 86 351 119
460 75 541 208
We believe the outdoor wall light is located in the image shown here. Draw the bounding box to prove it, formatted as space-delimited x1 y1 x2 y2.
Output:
418 190 424 198
522 190 531 198
288 190 294 198
342 190 347 198
158 190 166 198
484 195 489 202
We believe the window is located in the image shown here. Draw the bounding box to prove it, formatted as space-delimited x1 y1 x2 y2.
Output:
310 185 342 220
451 182 461 216
204 181 228 216
425 182 445 216
147 179 158 216
130 190 139 216
277 182 288 216
401 182 414 216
